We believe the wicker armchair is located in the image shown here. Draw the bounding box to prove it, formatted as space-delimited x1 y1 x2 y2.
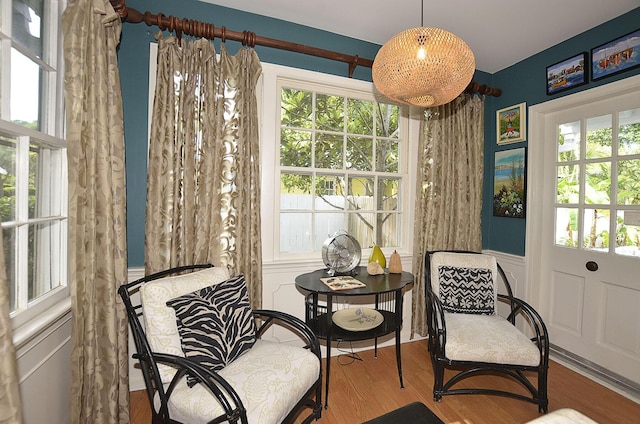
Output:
119 264 322 423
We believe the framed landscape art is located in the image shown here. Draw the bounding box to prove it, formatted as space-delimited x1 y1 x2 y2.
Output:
496 103 526 144
493 147 526 219
546 52 588 95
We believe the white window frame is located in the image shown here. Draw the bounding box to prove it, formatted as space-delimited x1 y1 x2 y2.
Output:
1 0 69 337
259 62 419 263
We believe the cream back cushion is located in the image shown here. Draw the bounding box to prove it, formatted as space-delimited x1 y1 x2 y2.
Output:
139 266 231 383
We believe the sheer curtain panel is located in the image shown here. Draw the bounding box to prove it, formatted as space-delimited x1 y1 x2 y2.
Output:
0 235 21 424
411 95 485 337
145 34 263 308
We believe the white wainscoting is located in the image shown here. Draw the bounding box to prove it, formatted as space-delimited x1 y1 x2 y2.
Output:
14 303 72 424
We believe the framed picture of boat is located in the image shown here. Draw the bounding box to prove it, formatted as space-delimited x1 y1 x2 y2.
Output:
496 102 526 145
546 52 588 95
591 29 640 81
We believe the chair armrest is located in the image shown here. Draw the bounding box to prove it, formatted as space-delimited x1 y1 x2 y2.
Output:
497 294 550 357
426 288 447 356
252 309 322 359
134 351 246 423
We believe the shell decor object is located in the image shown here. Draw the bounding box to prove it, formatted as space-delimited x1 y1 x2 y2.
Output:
367 261 385 275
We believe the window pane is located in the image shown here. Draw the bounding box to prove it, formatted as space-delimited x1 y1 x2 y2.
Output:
584 161 610 205
316 94 344 131
583 208 609 251
0 136 17 221
280 173 311 209
618 159 640 206
315 133 343 169
29 221 63 301
558 121 580 162
376 139 399 172
346 136 372 171
315 212 346 251
347 177 373 211
379 212 400 247
616 211 640 257
2 227 17 311
280 129 311 167
555 207 578 247
376 103 399 138
585 114 612 159
281 88 312 128
280 212 312 253
557 164 580 204
347 98 372 135
347 211 374 249
28 144 40 219
618 108 640 156
379 178 399 211
12 0 43 58
315 174 344 211
11 48 41 130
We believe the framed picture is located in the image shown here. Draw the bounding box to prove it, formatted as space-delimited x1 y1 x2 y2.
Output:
591 29 640 81
546 52 588 95
496 103 526 145
493 147 526 219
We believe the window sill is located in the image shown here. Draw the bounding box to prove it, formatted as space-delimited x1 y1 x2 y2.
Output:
12 297 72 349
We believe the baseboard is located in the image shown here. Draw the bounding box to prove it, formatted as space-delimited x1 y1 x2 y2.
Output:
550 344 640 403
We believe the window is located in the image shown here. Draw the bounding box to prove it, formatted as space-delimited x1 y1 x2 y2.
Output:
554 108 640 256
1 0 68 326
260 63 410 260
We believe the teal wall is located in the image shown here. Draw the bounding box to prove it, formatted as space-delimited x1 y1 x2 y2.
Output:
483 7 640 255
119 0 639 265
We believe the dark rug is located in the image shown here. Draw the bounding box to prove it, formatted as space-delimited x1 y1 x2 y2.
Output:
362 401 445 424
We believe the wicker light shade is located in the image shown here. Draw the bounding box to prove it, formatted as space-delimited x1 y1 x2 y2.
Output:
372 26 475 107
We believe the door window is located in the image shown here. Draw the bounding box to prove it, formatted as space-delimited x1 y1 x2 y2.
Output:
554 108 640 257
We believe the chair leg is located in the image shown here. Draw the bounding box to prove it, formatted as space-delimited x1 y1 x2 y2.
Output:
432 359 444 402
538 366 549 413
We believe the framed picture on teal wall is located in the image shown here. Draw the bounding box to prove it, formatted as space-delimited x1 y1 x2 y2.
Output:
496 103 526 144
493 147 526 219
546 52 588 95
591 29 640 81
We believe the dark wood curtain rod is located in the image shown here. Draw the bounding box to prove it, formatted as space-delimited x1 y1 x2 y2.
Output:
108 0 501 98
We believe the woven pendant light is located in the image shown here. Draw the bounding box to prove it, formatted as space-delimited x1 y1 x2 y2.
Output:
372 14 475 107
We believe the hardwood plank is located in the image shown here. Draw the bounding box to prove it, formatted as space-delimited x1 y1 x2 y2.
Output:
130 339 640 423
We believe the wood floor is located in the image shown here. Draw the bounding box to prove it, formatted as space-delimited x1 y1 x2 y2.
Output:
130 339 640 423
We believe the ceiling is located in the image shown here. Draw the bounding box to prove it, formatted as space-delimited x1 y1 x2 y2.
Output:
198 0 638 73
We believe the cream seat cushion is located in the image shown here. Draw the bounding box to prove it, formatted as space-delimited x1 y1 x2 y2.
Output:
158 339 320 424
444 312 540 366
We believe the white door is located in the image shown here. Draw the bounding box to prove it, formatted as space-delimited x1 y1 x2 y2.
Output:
528 75 640 387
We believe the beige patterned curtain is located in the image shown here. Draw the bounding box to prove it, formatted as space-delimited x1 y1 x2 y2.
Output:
62 1 129 423
411 94 485 336
0 236 22 424
145 34 263 308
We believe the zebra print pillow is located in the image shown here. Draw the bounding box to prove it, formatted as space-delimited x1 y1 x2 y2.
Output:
166 274 256 387
438 265 495 315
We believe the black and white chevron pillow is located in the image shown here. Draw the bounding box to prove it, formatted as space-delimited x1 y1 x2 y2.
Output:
166 274 256 387
438 265 495 315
